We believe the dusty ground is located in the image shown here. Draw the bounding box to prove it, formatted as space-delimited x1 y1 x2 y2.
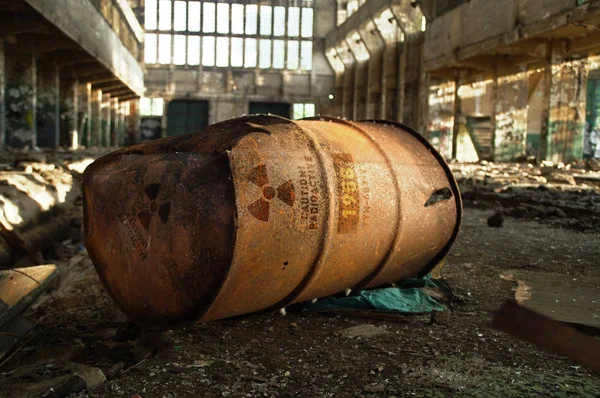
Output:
0 162 600 397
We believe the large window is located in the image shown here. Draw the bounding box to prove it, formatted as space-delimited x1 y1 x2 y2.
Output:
140 98 165 116
144 0 314 71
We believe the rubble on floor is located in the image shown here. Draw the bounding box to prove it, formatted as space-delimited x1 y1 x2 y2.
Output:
452 161 600 232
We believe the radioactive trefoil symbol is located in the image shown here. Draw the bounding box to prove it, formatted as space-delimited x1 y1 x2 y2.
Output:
247 164 296 221
137 183 171 231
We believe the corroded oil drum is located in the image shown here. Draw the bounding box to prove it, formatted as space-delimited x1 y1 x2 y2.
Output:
83 116 462 328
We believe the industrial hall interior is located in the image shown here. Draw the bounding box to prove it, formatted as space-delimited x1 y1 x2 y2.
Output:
0 0 599 397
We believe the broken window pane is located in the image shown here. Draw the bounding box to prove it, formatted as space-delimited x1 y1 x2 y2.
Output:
287 40 299 69
301 8 313 37
173 1 186 31
293 103 304 119
187 36 200 65
244 38 257 68
288 7 300 37
145 0 157 30
245 5 258 35
217 3 230 34
144 33 157 64
140 98 152 116
273 40 285 69
202 36 215 66
158 0 172 31
300 41 312 70
231 4 244 34
173 35 186 65
188 1 201 32
231 38 244 67
158 34 172 64
216 37 229 67
304 103 315 117
203 2 215 33
151 98 164 116
259 39 271 69
273 7 285 36
259 6 272 36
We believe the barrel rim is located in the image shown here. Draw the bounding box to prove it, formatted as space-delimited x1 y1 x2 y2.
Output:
359 119 463 278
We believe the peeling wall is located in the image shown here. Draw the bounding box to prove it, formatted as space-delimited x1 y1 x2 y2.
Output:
4 53 36 148
36 63 59 148
495 75 528 161
548 61 587 163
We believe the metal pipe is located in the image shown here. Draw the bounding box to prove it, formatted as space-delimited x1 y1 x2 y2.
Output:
83 115 462 328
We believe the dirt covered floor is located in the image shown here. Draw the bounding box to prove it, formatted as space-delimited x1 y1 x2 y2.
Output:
0 162 600 397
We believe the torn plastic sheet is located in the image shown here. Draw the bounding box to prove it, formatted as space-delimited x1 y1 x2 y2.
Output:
296 275 447 314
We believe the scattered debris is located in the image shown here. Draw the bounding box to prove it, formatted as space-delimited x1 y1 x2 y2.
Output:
339 324 390 339
487 211 504 228
0 361 106 398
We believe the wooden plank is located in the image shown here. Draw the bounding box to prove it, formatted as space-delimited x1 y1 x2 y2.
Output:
0 265 58 327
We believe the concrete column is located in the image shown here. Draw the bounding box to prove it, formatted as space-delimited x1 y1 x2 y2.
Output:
380 43 388 120
402 34 424 129
78 83 92 147
102 93 111 147
60 78 78 149
111 98 119 147
31 57 37 147
490 68 498 161
353 64 359 120
128 98 141 145
396 42 405 122
539 62 552 161
118 102 126 146
4 52 36 148
36 61 60 147
0 39 5 147
451 71 461 160
91 89 102 147
356 30 373 119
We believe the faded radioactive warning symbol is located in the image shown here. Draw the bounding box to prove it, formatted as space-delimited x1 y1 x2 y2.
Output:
247 164 295 221
137 183 171 230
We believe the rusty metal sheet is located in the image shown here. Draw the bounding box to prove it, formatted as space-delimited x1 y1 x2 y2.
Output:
83 116 462 328
493 301 600 375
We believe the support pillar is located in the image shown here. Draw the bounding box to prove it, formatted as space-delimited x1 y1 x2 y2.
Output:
118 102 126 146
4 50 36 148
451 71 461 160
36 61 60 147
356 29 374 119
380 43 388 120
102 93 111 147
490 67 498 161
79 83 92 147
60 78 78 149
91 89 102 147
396 41 405 122
402 34 424 129
539 59 552 162
353 64 359 120
111 97 119 147
0 39 5 148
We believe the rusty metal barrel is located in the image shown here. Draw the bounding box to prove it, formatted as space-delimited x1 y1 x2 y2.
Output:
83 115 462 328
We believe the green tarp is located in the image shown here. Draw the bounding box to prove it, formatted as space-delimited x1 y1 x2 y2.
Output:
298 275 447 314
